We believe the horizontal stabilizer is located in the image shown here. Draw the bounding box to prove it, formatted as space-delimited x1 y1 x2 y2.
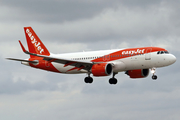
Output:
6 58 38 64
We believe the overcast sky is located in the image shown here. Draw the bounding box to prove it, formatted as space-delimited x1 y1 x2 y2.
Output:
0 0 180 120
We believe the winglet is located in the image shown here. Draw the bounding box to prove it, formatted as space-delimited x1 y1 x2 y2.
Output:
19 40 27 53
18 40 38 57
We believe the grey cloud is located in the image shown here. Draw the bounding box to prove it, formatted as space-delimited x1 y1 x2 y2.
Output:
0 73 59 95
0 0 167 23
0 0 118 23
24 2 178 48
0 77 58 94
1 0 180 50
0 58 65 94
1 57 87 94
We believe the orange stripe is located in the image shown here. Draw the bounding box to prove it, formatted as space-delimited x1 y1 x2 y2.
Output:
64 62 76 67
66 65 85 72
91 47 166 62
77 66 85 71
48 59 57 62
67 67 79 72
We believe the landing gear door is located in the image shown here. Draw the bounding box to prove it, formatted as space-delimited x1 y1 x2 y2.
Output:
145 48 152 60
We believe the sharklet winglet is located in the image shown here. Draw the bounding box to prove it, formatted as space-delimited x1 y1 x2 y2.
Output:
19 40 28 53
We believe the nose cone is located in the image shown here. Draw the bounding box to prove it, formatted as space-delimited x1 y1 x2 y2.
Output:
169 54 176 65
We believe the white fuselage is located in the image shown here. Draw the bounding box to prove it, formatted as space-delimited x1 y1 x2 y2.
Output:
48 49 176 74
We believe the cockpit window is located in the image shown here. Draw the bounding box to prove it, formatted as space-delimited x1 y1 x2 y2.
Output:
157 51 169 54
164 51 169 54
161 51 164 54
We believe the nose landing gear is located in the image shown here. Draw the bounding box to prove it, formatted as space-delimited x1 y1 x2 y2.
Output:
152 75 157 80
151 68 158 80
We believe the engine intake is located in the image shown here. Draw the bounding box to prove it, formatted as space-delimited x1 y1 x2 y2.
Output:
91 63 112 76
125 69 149 78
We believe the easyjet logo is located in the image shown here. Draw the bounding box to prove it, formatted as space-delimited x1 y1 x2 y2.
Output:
122 49 145 55
26 29 44 54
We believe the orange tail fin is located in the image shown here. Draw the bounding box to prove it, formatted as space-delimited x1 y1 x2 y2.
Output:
24 27 50 58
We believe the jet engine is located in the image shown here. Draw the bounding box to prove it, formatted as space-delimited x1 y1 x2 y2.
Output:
91 63 112 76
125 69 149 78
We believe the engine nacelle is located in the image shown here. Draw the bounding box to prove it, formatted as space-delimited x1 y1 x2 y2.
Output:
91 63 113 76
125 69 149 78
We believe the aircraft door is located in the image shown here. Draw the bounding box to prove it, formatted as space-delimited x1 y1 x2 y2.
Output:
145 48 152 60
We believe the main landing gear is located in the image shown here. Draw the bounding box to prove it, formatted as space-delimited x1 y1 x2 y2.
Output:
84 77 93 83
109 72 118 84
84 72 93 83
151 68 158 80
84 72 118 84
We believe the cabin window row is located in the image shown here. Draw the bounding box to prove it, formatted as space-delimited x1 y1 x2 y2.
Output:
110 54 144 58
71 53 144 60
72 56 102 60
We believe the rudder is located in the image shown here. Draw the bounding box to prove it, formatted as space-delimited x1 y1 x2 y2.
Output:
24 27 50 58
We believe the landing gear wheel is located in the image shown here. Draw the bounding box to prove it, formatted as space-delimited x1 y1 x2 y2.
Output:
88 77 93 83
152 75 157 80
109 78 117 84
84 77 93 83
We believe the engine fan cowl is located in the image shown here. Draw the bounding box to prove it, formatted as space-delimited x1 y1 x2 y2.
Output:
125 69 149 78
91 63 113 76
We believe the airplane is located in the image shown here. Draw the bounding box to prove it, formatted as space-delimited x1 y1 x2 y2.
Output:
7 27 176 84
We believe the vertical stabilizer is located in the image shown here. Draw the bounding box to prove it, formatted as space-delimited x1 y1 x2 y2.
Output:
24 27 50 58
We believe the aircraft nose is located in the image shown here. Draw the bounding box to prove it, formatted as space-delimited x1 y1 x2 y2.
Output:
169 54 176 64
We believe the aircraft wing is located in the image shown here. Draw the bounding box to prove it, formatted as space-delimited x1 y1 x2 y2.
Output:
18 40 94 70
6 58 38 64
